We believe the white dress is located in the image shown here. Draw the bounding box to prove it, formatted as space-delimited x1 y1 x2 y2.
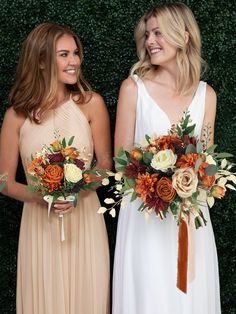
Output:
112 76 221 314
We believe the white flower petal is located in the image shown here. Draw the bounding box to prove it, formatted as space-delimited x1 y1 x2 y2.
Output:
102 178 110 186
115 172 123 181
206 155 217 165
221 159 227 169
116 184 123 191
104 198 115 204
207 196 215 208
109 208 116 217
226 175 236 184
106 171 115 177
97 206 108 214
217 177 227 187
226 184 236 191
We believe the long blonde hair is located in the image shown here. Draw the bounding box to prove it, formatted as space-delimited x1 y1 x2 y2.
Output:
10 22 92 122
131 3 206 95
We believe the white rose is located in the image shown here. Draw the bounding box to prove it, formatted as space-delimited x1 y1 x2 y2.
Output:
64 164 83 183
151 149 177 172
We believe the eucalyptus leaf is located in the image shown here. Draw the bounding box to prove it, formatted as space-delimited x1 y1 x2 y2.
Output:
196 142 203 153
185 144 197 154
126 178 136 188
195 158 202 171
204 164 218 176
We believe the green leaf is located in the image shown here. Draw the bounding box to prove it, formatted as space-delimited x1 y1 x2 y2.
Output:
68 136 75 146
143 152 153 164
115 165 125 172
185 144 197 154
145 134 151 144
62 138 66 148
130 191 138 202
196 142 203 153
113 157 128 166
0 182 6 191
28 175 39 183
184 124 196 135
206 144 217 154
126 178 136 188
195 216 203 229
125 151 130 159
182 114 190 129
117 146 125 157
73 197 77 207
204 164 218 176
195 158 202 171
177 124 182 137
216 152 234 159
137 202 144 211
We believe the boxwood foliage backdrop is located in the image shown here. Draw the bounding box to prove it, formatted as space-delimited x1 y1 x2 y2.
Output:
0 0 235 313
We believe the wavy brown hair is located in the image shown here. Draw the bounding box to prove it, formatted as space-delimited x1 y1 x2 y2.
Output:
10 22 92 122
131 3 206 95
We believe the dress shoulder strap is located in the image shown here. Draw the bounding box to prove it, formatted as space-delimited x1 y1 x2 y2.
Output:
193 81 206 107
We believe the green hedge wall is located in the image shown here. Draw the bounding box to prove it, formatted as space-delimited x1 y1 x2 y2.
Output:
0 0 235 313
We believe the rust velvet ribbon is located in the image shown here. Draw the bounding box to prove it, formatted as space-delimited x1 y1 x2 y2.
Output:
177 218 188 293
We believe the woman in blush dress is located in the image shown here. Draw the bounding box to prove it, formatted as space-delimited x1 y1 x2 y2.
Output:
113 3 221 314
0 22 112 314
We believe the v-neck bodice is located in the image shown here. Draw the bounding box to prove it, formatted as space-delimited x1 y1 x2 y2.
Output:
133 75 206 144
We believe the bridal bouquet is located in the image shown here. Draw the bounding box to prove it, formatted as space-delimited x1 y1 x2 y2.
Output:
27 135 101 241
100 112 236 227
98 112 236 292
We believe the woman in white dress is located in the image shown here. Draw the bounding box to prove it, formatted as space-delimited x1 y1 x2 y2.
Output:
113 3 221 314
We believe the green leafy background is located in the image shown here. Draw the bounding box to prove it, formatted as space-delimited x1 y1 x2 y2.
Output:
0 0 235 313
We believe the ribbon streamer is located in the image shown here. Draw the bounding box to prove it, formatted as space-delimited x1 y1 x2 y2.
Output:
43 194 76 242
177 217 188 293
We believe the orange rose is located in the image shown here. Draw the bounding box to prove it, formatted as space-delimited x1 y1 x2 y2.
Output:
43 164 64 184
83 173 92 184
130 148 143 161
156 177 176 202
200 175 215 189
61 147 78 159
211 185 226 199
155 135 183 152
